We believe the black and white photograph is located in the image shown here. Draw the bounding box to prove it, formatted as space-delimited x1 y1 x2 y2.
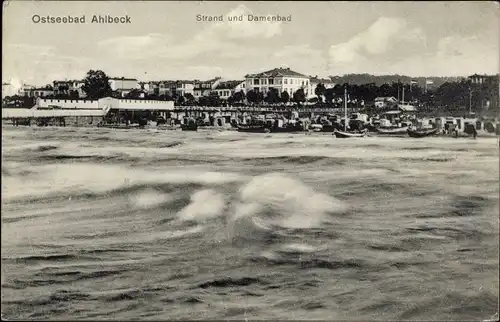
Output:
2 0 499 320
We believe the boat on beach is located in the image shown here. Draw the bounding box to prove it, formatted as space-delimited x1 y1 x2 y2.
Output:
333 87 368 139
376 126 409 135
334 129 367 138
407 127 439 138
237 124 271 133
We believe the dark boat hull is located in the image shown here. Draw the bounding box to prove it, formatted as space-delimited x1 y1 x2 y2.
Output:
407 128 438 138
237 125 270 133
334 129 367 138
271 127 303 133
181 124 198 131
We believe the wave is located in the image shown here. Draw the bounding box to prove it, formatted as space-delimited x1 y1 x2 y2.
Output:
196 276 268 289
399 156 455 163
2 164 245 202
4 269 126 289
239 155 359 166
130 189 172 209
177 189 226 222
235 173 348 229
224 173 348 248
249 251 367 270
156 141 183 148
7 142 61 153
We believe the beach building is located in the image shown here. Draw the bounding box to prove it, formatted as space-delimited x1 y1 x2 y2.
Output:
33 86 54 98
17 84 36 97
109 77 139 97
244 67 310 97
214 80 246 100
374 96 398 109
2 97 175 127
53 80 86 98
172 81 195 97
148 80 195 97
468 74 498 85
146 81 159 96
194 77 222 98
158 81 175 96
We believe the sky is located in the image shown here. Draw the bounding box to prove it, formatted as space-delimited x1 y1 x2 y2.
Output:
2 1 499 93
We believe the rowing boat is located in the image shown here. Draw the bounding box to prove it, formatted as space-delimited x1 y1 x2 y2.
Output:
407 128 438 138
376 126 409 135
334 129 367 138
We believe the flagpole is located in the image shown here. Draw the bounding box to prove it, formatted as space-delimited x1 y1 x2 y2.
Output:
402 86 405 104
344 86 347 132
397 79 400 102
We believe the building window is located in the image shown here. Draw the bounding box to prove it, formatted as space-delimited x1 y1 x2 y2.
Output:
284 79 288 84
254 79 260 85
269 78 274 85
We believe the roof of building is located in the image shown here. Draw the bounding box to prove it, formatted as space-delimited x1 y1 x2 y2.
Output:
34 87 54 91
245 67 307 78
468 74 498 78
399 104 417 112
53 80 84 83
193 77 221 89
309 76 334 84
375 96 398 102
203 77 222 83
110 77 138 81
215 80 244 90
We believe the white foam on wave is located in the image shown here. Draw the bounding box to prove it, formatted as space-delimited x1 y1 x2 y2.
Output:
280 243 319 253
130 189 172 209
232 173 348 229
177 189 226 221
2 164 244 202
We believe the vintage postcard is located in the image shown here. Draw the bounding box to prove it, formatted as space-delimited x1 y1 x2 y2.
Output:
2 0 499 320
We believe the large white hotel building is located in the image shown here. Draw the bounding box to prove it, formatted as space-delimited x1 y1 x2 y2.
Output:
244 67 312 97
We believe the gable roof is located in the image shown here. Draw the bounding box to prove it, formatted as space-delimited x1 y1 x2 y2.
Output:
215 80 244 90
245 67 307 78
375 96 398 102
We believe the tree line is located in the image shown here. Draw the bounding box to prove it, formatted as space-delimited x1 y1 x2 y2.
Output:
3 70 498 115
